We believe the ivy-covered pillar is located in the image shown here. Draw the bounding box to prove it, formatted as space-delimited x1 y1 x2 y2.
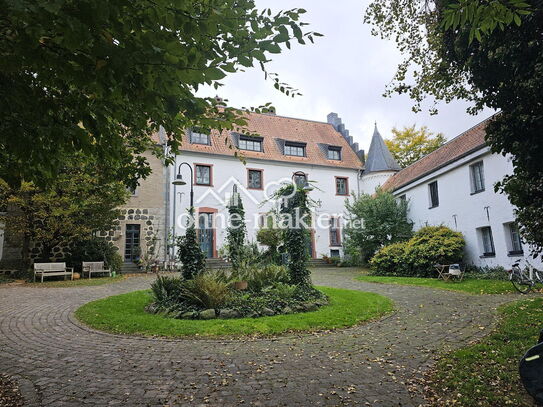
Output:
280 180 313 289
226 186 247 271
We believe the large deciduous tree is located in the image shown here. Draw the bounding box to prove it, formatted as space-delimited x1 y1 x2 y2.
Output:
365 0 543 257
0 1 318 187
344 189 413 263
0 154 128 269
385 125 446 168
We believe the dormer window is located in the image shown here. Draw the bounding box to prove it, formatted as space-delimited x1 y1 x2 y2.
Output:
239 135 263 152
284 141 306 157
327 146 341 160
190 130 210 145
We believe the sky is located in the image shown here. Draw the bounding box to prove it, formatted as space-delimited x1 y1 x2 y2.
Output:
202 0 494 152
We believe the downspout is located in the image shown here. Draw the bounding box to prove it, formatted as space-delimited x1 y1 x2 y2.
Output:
163 142 170 262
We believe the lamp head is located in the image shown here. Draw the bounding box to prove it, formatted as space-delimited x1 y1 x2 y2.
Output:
172 173 186 186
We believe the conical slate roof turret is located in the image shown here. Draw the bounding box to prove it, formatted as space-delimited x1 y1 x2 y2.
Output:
364 123 401 172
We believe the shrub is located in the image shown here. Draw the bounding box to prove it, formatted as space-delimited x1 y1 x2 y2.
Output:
370 226 465 277
151 275 185 307
262 282 297 299
465 265 508 281
176 211 205 279
370 242 408 276
403 226 464 276
344 188 413 263
66 237 123 273
179 273 231 310
245 264 290 292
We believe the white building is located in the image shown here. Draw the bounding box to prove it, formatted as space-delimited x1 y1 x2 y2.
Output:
1 110 540 272
169 112 364 260
381 118 543 269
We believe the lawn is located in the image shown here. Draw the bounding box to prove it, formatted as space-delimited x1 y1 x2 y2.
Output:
356 275 516 294
75 286 394 337
28 275 124 287
427 297 543 406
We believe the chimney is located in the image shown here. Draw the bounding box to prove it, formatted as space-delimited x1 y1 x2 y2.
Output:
214 95 226 107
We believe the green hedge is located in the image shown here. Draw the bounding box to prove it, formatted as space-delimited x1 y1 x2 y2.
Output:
370 226 465 277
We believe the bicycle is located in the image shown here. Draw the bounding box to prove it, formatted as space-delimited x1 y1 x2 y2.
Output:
509 260 543 294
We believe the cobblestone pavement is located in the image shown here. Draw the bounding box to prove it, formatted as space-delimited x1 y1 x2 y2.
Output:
0 268 518 407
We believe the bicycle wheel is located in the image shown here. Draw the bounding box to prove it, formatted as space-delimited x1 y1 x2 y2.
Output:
511 268 533 294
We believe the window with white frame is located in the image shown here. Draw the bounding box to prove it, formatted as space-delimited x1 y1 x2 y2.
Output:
470 161 485 194
335 177 348 195
293 172 307 188
190 131 210 145
327 146 341 160
247 169 263 189
428 181 439 208
329 217 341 247
195 164 212 185
506 222 523 255
284 142 306 157
480 226 495 256
239 136 263 152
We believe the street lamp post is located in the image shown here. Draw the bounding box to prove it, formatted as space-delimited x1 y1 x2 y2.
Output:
171 162 195 259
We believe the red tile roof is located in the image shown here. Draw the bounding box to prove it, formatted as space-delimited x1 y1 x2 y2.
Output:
382 117 492 192
177 112 363 170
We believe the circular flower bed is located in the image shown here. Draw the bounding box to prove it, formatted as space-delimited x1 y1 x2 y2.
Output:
146 265 329 320
75 286 393 337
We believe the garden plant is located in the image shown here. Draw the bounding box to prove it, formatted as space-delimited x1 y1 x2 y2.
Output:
148 179 329 320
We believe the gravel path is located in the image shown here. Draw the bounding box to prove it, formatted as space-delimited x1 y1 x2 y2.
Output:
0 268 517 406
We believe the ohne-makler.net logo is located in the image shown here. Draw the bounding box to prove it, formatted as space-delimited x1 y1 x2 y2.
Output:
173 176 361 231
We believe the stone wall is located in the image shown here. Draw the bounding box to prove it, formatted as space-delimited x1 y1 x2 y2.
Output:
110 150 167 262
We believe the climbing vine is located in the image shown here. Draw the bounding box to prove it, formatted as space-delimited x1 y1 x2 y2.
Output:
176 208 205 280
274 182 314 289
225 189 247 271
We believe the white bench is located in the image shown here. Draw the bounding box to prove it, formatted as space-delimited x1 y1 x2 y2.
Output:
33 262 74 283
82 261 111 279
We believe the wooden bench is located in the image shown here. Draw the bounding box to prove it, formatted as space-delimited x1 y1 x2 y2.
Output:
33 262 73 283
82 261 111 279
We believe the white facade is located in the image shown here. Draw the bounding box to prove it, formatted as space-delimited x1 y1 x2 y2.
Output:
390 147 543 269
169 152 359 259
360 170 396 195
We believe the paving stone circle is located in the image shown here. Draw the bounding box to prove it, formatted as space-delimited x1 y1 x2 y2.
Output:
0 268 516 406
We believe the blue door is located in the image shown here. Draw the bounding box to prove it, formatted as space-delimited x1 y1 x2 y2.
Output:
198 213 214 258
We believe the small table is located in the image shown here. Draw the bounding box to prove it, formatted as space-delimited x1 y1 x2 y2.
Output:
434 264 464 281
435 264 452 281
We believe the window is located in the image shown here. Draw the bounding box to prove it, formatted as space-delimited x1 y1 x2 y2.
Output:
330 249 340 258
239 136 263 152
293 173 307 188
329 217 341 247
327 146 341 160
335 177 348 195
247 169 263 190
190 131 210 145
470 161 485 194
507 223 523 255
428 181 439 208
195 164 212 185
284 142 306 157
480 226 495 256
